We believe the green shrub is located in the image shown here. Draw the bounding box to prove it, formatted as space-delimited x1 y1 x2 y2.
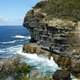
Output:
0 55 31 80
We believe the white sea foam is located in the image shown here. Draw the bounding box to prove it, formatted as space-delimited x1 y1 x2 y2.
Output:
0 50 5 53
0 44 59 74
0 40 16 44
16 46 79 79
0 45 78 79
12 35 31 39
16 47 59 73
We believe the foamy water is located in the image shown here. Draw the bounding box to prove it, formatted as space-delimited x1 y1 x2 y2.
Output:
0 44 78 79
12 35 31 39
0 44 59 75
16 45 59 74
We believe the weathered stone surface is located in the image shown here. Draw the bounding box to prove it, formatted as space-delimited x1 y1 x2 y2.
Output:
52 70 71 80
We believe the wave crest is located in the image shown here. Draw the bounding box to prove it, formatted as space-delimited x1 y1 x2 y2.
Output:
0 40 16 44
12 35 31 39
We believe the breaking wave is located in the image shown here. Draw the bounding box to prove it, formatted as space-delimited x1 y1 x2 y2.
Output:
0 44 77 79
12 35 31 39
0 44 59 75
0 40 16 44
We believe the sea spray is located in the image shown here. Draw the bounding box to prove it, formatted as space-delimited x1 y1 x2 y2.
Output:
0 44 59 75
17 46 59 76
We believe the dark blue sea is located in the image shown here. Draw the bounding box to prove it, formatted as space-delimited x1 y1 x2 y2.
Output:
0 26 30 58
0 26 59 76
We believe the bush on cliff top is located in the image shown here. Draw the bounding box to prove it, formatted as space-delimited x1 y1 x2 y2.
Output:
34 0 80 21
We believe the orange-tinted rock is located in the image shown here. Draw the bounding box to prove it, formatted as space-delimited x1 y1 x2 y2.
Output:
56 55 71 70
23 43 41 54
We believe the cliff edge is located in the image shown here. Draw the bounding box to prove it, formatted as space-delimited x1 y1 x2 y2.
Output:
23 0 80 78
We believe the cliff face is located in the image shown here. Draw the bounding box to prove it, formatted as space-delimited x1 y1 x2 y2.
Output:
23 0 80 78
23 1 77 54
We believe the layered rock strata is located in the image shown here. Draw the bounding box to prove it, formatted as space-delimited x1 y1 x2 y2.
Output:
23 0 80 78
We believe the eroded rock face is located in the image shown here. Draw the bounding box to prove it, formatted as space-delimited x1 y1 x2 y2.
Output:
23 0 80 78
23 7 76 54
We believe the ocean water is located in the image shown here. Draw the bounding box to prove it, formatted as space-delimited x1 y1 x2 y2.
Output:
0 26 30 58
0 26 59 76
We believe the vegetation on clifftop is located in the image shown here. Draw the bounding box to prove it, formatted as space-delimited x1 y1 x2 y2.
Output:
23 0 80 79
34 0 80 21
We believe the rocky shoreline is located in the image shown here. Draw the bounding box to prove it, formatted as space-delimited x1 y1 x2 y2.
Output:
23 43 79 79
23 0 80 79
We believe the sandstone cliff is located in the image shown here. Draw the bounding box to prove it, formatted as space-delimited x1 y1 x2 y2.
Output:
23 0 80 78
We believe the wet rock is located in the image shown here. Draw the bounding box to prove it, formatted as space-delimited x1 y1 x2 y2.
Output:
71 60 80 78
52 70 71 80
56 56 71 70
29 69 40 78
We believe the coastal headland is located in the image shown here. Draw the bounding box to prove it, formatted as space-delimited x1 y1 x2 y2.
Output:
23 0 80 79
